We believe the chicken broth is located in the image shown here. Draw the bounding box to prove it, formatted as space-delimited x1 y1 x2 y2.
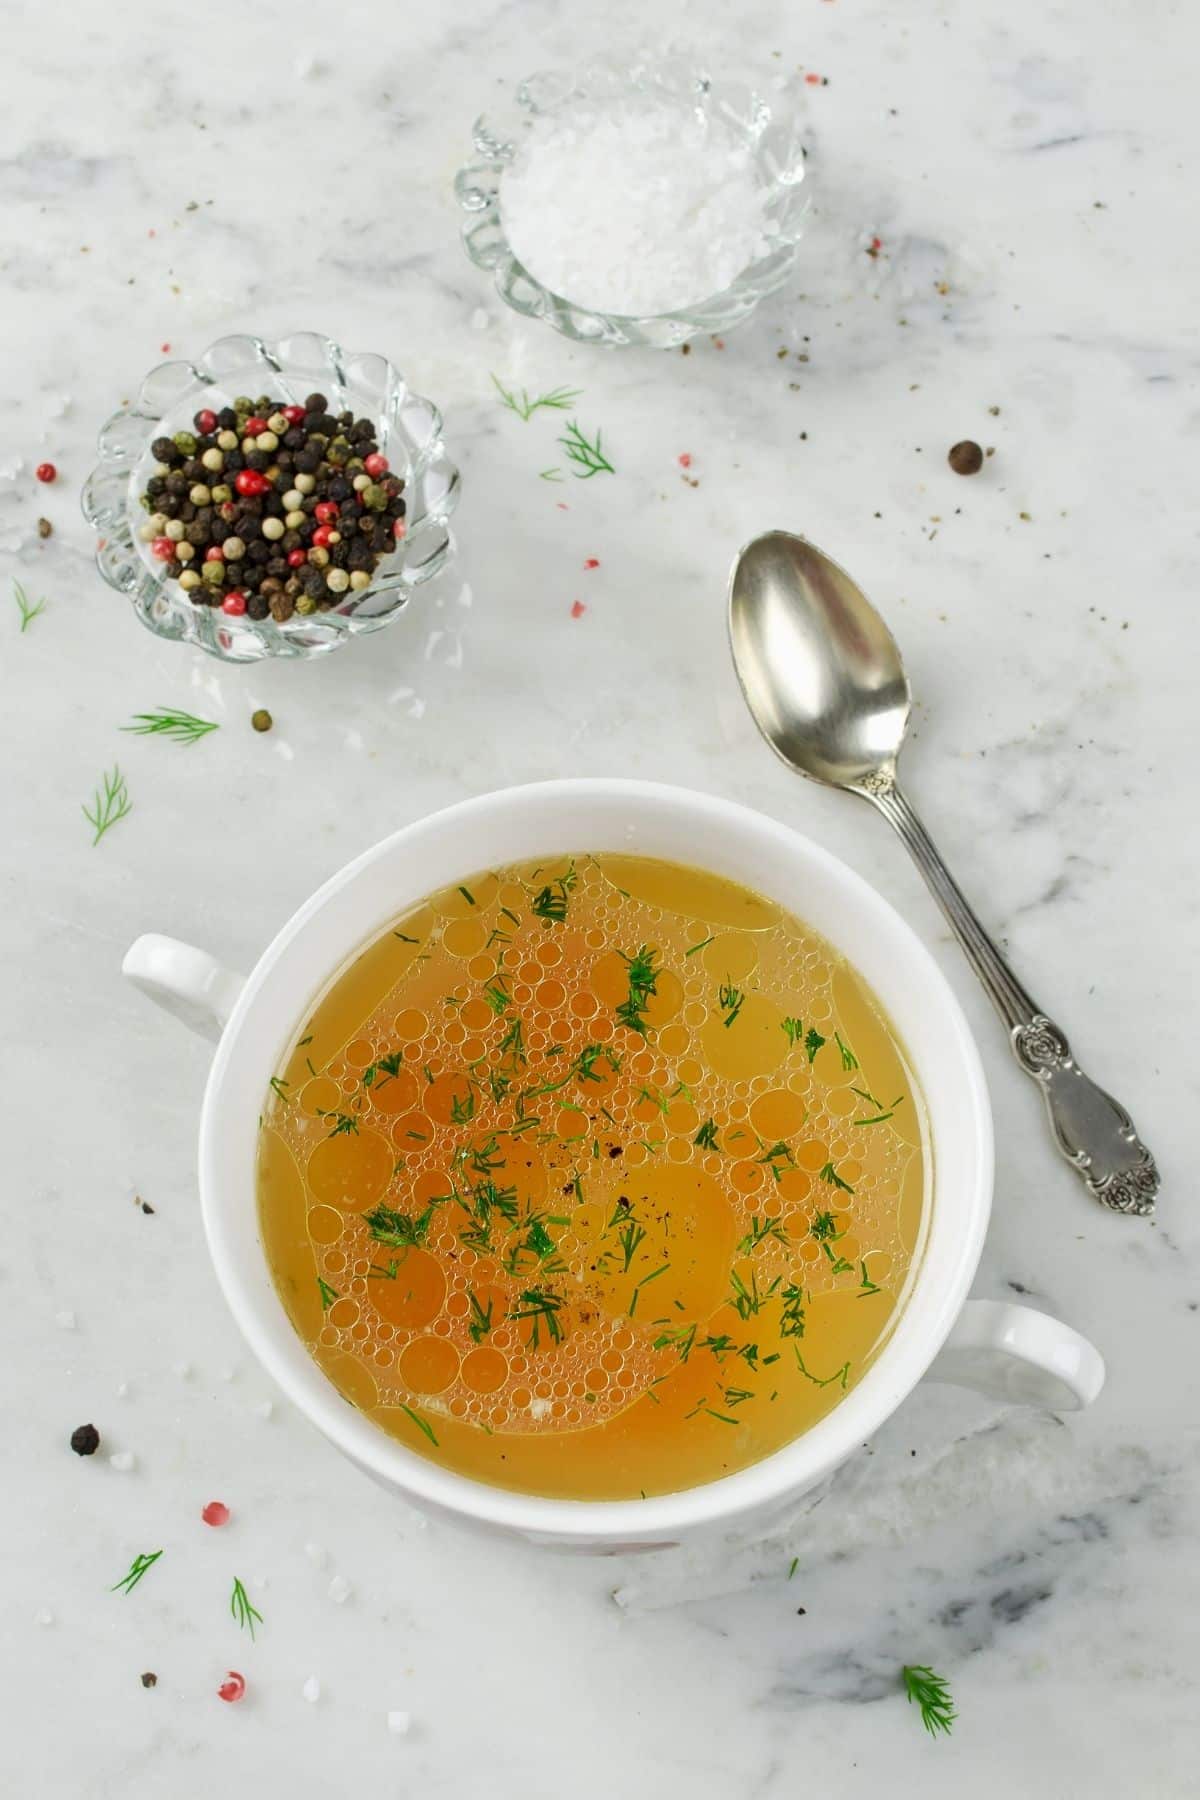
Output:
257 853 927 1500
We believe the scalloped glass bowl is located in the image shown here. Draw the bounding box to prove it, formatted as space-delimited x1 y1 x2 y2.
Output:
82 332 460 662
455 57 812 350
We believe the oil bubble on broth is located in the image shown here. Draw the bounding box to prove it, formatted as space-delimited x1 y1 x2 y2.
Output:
257 853 928 1501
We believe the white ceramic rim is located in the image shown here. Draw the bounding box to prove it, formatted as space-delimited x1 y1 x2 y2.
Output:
199 779 992 1541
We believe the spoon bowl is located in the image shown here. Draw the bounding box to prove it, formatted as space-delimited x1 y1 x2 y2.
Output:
729 530 911 789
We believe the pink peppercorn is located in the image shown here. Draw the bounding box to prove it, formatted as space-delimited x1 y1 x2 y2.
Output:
151 536 175 560
36 462 57 484
201 1500 230 1527
363 452 389 477
222 592 247 616
217 1672 246 1704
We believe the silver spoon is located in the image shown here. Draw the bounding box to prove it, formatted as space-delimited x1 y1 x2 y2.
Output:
728 529 1158 1216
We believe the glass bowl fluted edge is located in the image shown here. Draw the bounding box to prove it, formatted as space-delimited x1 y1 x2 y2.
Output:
454 55 814 351
82 332 461 663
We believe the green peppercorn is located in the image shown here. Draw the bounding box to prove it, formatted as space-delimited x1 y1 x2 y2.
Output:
295 593 317 615
172 431 198 456
251 708 273 732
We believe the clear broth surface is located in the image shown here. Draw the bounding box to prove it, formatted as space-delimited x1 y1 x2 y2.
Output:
257 853 928 1499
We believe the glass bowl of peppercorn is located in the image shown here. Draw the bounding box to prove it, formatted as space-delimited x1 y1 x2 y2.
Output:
82 332 460 661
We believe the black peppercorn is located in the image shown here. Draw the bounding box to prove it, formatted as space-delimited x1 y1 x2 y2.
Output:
948 440 984 475
246 593 269 620
245 450 268 472
141 1672 158 1689
304 392 328 412
294 448 320 472
217 407 237 429
283 427 306 450
146 475 167 499
151 436 178 465
70 1423 101 1456
225 449 245 472
247 541 270 565
165 471 188 496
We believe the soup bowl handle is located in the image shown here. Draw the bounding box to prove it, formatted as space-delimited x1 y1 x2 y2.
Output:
123 933 246 1043
925 1298 1104 1411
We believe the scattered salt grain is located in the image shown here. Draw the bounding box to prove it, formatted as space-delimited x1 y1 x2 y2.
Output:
302 1675 321 1704
500 99 777 315
219 1366 237 1383
109 1450 136 1472
55 1310 77 1331
304 1541 328 1568
469 307 490 331
173 1361 193 1380
387 1710 412 1736
36 1607 55 1627
327 1574 352 1606
115 1382 131 1399
254 1399 274 1421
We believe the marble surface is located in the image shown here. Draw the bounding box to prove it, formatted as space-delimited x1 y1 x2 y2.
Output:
3 1 1197 1793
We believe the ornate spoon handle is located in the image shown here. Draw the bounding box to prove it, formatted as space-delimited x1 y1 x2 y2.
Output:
860 774 1158 1216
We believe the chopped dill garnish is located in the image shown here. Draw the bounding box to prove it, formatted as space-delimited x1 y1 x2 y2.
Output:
804 1026 826 1063
618 1220 647 1272
810 1210 839 1242
467 1290 494 1343
317 1277 339 1311
653 1322 697 1361
497 1017 526 1067
685 935 714 957
530 860 577 925
780 1283 807 1338
483 980 511 1015
834 1030 858 1071
458 885 476 906
818 1160 856 1194
722 1386 754 1407
738 1215 789 1253
756 1141 795 1182
615 945 659 1037
510 1287 564 1348
449 1084 477 1124
636 1084 670 1116
573 1042 621 1084
788 1557 799 1580
781 1016 804 1045
230 1576 263 1639
363 1050 404 1088
268 1076 291 1105
363 1199 442 1248
794 1347 850 1390
111 1549 163 1595
694 1118 721 1151
858 1259 882 1297
322 1110 360 1138
718 980 744 1028
853 1095 904 1127
392 931 420 944
629 1263 669 1316
901 1665 956 1738
729 1267 781 1319
398 1402 439 1446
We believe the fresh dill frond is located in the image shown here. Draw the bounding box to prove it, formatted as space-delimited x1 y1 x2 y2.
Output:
491 374 583 421
83 765 132 845
559 418 615 478
123 706 220 746
230 1576 264 1639
111 1549 163 1595
718 980 745 1028
615 945 659 1037
509 1287 564 1348
901 1665 956 1738
834 1030 858 1071
694 1118 721 1152
13 579 47 632
781 1016 804 1045
317 1277 339 1310
804 1026 826 1064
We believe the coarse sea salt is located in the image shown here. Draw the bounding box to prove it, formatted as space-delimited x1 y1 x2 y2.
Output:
499 99 775 316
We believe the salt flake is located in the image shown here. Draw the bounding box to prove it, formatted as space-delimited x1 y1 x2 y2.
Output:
327 1574 352 1606
387 1710 412 1736
110 1450 136 1472
55 1310 76 1331
302 1675 321 1704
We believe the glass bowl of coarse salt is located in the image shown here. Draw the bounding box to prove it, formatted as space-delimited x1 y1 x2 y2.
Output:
455 55 813 350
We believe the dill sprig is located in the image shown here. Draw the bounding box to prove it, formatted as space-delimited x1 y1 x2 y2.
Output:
718 981 745 1028
467 1290 494 1343
781 1016 804 1045
559 418 615 478
399 1402 439 1446
694 1118 721 1152
111 1549 163 1595
574 1042 620 1084
230 1576 263 1639
510 1287 564 1348
834 1031 858 1071
491 374 582 421
804 1026 826 1064
615 945 659 1037
901 1665 956 1738
322 1110 360 1138
317 1277 339 1310
13 579 47 632
617 1220 647 1272
364 1199 442 1249
530 860 578 925
122 706 220 746
738 1215 789 1253
83 765 132 845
